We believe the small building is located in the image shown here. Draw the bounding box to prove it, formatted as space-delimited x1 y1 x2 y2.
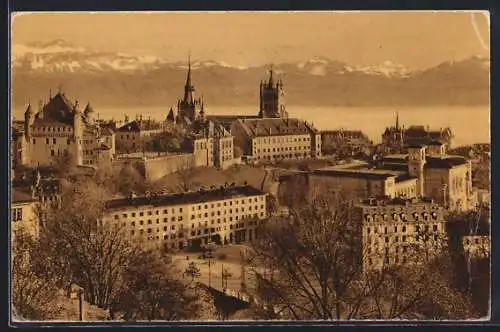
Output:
115 118 163 154
11 188 39 241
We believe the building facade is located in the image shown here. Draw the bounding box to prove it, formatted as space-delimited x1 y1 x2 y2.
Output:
13 92 115 168
103 185 267 251
115 118 163 154
231 118 321 163
354 197 447 272
11 189 39 241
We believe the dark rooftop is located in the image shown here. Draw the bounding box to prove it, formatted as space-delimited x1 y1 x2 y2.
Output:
105 185 266 210
425 156 468 169
312 169 397 180
12 188 36 204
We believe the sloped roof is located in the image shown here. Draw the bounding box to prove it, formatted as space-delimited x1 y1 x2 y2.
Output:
425 156 468 169
106 185 265 210
12 188 36 204
36 92 77 125
236 118 318 138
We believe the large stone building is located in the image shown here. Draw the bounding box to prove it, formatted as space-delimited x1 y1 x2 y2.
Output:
381 113 454 153
103 185 267 251
354 197 447 271
13 92 115 168
206 69 321 163
231 117 321 163
309 142 474 211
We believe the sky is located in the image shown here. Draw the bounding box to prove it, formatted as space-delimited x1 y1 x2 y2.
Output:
11 11 489 69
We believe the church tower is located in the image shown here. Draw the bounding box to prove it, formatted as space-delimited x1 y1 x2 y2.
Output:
259 67 287 118
177 56 202 123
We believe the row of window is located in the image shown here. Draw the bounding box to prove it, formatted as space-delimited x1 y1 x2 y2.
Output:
255 136 311 144
364 211 439 222
255 153 310 160
256 145 310 154
122 211 263 228
36 126 72 133
366 223 440 235
115 207 184 219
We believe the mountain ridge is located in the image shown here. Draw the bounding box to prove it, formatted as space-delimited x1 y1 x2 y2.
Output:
11 39 490 109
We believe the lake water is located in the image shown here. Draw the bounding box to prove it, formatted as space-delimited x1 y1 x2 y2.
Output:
13 105 490 147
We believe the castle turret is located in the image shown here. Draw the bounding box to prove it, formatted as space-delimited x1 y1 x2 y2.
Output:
24 103 34 139
407 145 426 197
73 101 84 165
83 102 95 125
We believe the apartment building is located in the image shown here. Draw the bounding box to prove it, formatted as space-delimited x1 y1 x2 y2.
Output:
354 197 447 272
104 185 267 251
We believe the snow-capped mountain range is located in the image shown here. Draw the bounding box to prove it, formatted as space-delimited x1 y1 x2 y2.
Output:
11 39 489 108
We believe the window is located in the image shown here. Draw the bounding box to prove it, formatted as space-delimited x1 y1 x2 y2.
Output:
131 221 135 226
46 138 49 144
114 215 119 220
12 208 22 221
433 224 438 232
53 138 56 144
51 150 55 156
139 212 144 216
132 213 136 217
148 220 152 225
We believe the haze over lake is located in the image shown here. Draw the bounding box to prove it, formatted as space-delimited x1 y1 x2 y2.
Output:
12 105 489 147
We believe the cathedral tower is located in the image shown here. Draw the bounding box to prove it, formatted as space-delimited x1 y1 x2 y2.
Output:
177 56 202 123
259 67 287 118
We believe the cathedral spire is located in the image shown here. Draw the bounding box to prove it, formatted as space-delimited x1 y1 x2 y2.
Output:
183 52 195 104
268 64 274 87
395 111 400 130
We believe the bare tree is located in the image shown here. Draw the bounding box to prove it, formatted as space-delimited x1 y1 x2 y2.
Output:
11 230 62 320
247 191 477 320
111 251 200 321
176 159 197 192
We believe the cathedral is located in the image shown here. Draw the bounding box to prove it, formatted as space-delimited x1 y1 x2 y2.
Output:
168 58 205 127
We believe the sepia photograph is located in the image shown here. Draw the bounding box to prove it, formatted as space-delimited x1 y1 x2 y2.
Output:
9 11 490 323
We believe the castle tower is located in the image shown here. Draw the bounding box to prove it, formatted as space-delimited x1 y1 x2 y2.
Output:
73 101 84 166
259 67 287 118
24 103 34 139
408 145 426 197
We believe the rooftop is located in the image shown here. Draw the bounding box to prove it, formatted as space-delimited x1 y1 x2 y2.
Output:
356 196 440 208
313 167 401 180
237 117 318 138
12 188 36 204
117 119 163 132
425 156 469 169
105 185 266 210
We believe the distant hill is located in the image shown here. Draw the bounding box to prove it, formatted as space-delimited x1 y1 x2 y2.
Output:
11 39 490 109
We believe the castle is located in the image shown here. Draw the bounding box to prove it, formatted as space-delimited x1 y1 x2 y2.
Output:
13 92 115 168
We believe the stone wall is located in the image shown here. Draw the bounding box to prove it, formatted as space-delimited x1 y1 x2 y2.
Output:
143 153 196 181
